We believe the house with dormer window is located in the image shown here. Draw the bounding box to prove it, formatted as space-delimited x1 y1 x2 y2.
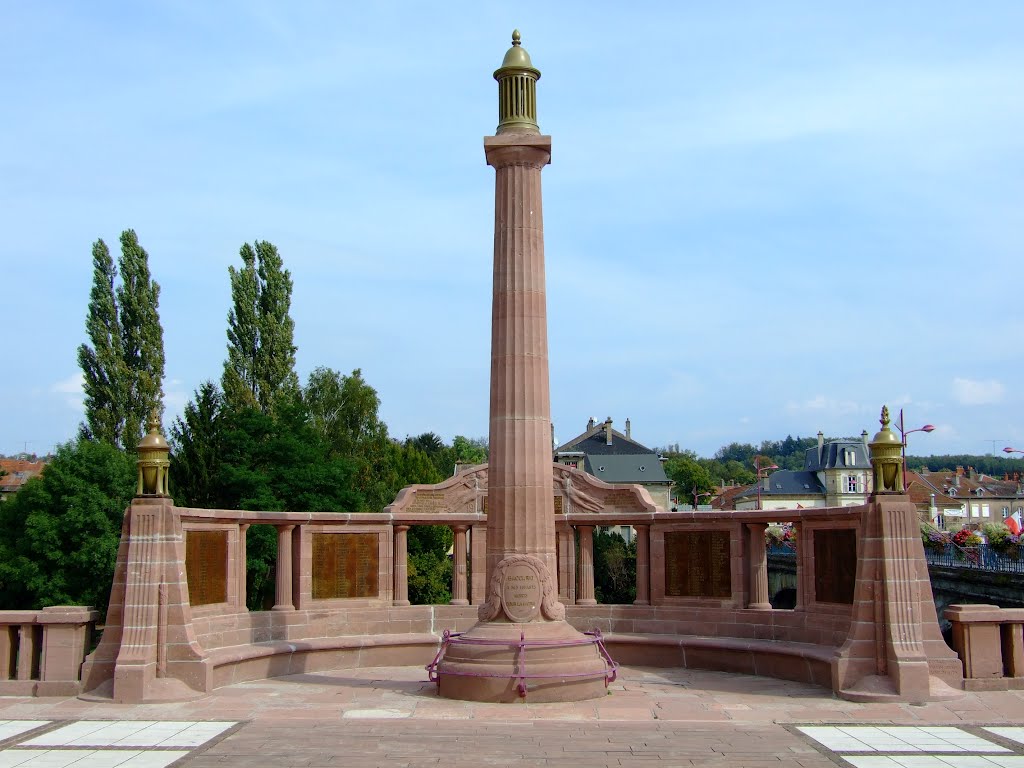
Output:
733 431 873 510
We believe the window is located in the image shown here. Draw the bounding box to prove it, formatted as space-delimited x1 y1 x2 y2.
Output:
1003 507 1010 518
948 488 957 497
846 475 859 493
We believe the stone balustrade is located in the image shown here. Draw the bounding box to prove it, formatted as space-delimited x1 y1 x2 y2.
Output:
945 604 1024 690
30 493 960 705
0 606 99 696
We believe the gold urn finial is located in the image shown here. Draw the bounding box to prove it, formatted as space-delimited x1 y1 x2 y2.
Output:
494 28 541 135
869 404 904 494
136 407 170 497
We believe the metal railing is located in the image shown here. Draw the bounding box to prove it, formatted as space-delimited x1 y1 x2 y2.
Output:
924 543 1024 573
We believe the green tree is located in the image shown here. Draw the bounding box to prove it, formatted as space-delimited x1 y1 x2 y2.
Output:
593 529 636 604
77 231 164 449
664 451 716 508
408 525 453 605
169 381 225 509
78 239 126 447
0 440 135 612
117 229 165 444
222 241 298 414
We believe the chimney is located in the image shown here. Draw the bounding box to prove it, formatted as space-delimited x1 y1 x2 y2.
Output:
625 418 631 439
587 416 595 431
861 430 869 453
604 417 613 446
969 466 978 481
817 431 824 464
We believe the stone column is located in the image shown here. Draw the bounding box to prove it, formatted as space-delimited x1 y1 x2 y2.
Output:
451 525 469 605
272 525 295 611
0 627 12 680
393 525 410 606
483 133 557 584
576 525 597 605
238 523 249 611
16 624 34 680
634 524 650 605
792 522 804 610
746 522 771 609
470 524 487 605
557 525 577 604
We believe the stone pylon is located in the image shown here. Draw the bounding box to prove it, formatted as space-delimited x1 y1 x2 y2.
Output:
435 31 613 703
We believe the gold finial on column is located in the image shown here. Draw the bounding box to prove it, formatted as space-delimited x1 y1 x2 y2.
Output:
136 408 170 496
869 405 904 494
494 29 541 135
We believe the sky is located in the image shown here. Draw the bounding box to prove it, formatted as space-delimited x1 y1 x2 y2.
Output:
2 2 1023 460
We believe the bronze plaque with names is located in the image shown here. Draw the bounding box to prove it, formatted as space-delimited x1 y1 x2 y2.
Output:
185 529 228 606
553 495 563 515
813 529 856 604
664 530 731 598
312 533 379 600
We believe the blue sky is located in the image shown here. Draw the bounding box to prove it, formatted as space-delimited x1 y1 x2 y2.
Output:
2 2 1022 459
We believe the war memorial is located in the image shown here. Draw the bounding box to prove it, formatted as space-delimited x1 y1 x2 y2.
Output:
1 30 1024 768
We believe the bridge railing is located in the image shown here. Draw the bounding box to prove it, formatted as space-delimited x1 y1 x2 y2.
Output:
924 544 1024 574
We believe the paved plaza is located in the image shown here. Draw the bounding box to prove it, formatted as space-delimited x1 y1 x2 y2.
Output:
0 666 1023 766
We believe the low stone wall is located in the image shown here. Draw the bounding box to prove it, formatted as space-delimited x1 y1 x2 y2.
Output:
74 494 966 704
0 607 99 696
945 604 1024 691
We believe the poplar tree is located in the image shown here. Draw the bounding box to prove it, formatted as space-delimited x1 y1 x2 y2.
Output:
78 239 127 446
117 229 165 444
77 231 165 449
222 241 298 414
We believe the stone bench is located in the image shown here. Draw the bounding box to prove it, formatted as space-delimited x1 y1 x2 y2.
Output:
603 632 839 689
207 632 442 689
205 629 839 693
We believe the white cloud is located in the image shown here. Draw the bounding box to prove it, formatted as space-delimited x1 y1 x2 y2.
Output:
50 373 84 410
785 395 862 415
951 378 1004 406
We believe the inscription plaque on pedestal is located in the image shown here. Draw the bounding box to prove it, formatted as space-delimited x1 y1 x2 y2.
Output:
501 560 541 621
185 529 228 606
664 530 731 598
814 528 856 604
312 532 379 600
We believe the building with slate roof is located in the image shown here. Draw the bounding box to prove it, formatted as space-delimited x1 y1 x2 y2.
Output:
554 417 671 511
908 466 1024 531
733 431 873 510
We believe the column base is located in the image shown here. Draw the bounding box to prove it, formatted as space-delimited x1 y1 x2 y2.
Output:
434 619 615 703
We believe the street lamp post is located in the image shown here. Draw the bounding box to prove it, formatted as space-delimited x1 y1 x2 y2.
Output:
896 408 935 491
691 485 712 510
753 457 779 510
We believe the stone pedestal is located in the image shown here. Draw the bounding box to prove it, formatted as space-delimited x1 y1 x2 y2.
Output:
832 495 963 702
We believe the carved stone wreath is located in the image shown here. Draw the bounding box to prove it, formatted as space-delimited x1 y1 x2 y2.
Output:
477 553 566 622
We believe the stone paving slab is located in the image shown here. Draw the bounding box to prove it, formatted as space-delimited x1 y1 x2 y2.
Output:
0 667 1021 766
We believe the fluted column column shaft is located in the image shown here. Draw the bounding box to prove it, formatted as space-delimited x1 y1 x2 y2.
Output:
272 525 295 611
451 525 469 605
484 136 555 583
634 525 650 605
238 523 249 611
393 525 410 606
746 522 771 609
576 525 597 605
